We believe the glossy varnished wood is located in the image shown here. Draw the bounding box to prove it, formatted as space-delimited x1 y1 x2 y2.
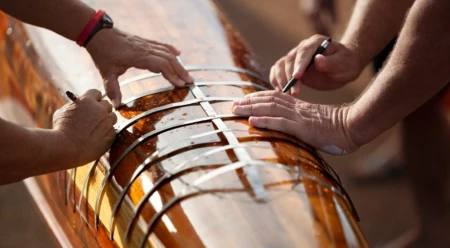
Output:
0 0 368 247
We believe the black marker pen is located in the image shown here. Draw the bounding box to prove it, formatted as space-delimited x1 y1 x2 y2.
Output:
282 37 332 93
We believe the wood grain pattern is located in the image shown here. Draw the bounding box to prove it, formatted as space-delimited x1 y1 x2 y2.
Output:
0 0 368 247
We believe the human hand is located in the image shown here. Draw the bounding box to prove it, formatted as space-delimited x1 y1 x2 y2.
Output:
232 91 360 155
270 34 361 95
86 28 194 108
299 0 336 36
52 89 117 167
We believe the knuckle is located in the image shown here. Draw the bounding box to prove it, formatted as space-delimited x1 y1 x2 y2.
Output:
161 60 171 70
161 42 172 49
261 117 269 126
248 103 253 112
275 67 284 77
285 54 295 62
273 91 283 98
311 34 325 41
298 39 307 47
270 102 277 109
296 46 309 55
167 54 176 62
159 45 171 53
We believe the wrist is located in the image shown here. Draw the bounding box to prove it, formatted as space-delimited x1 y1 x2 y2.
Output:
47 129 81 170
345 102 379 147
25 129 80 176
334 105 360 154
340 40 367 76
76 10 114 47
85 28 118 55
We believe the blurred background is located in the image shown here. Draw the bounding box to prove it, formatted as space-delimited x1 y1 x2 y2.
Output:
0 0 416 247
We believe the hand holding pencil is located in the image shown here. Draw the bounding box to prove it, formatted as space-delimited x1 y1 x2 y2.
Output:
269 34 362 95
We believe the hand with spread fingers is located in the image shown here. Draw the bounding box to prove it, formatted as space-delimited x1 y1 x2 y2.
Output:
86 28 194 108
232 91 359 155
270 34 361 95
0 0 195 109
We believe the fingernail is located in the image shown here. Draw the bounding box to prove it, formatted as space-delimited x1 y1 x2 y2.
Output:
248 116 257 126
233 105 242 114
177 79 185 86
232 106 238 114
112 99 121 108
188 75 195 82
292 69 301 78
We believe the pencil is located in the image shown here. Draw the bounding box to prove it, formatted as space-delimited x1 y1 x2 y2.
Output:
66 91 79 102
282 37 332 93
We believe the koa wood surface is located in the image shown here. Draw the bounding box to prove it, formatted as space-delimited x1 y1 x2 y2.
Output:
0 0 368 247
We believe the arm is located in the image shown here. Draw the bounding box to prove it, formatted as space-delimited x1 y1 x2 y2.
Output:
0 90 116 185
0 119 73 184
348 0 450 146
340 0 414 69
271 0 414 94
0 0 94 41
0 1 193 108
234 0 450 155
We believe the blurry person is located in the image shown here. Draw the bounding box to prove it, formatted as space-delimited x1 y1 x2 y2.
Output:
299 0 336 37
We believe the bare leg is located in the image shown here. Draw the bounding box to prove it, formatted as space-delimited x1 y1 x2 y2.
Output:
402 93 450 247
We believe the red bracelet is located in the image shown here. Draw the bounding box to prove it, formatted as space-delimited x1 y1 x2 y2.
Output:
76 10 105 46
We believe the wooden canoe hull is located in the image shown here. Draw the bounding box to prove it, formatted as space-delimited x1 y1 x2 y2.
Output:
0 0 368 247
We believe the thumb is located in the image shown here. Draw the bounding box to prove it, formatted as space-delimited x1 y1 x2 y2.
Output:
104 74 122 108
314 54 342 73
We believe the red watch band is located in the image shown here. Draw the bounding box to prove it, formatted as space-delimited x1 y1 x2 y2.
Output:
76 10 105 46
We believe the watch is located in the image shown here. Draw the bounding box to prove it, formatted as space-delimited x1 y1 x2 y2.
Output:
76 10 114 47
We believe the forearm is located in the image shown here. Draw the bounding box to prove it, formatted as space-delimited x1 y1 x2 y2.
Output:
341 0 414 68
348 0 450 146
0 119 73 184
0 0 94 41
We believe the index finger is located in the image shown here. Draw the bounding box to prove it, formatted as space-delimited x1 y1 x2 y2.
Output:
292 35 337 78
147 40 181 55
245 90 298 104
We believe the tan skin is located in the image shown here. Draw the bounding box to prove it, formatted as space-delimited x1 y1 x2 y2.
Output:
0 90 116 185
235 0 416 153
0 0 193 108
234 0 450 245
0 0 192 184
301 0 413 179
